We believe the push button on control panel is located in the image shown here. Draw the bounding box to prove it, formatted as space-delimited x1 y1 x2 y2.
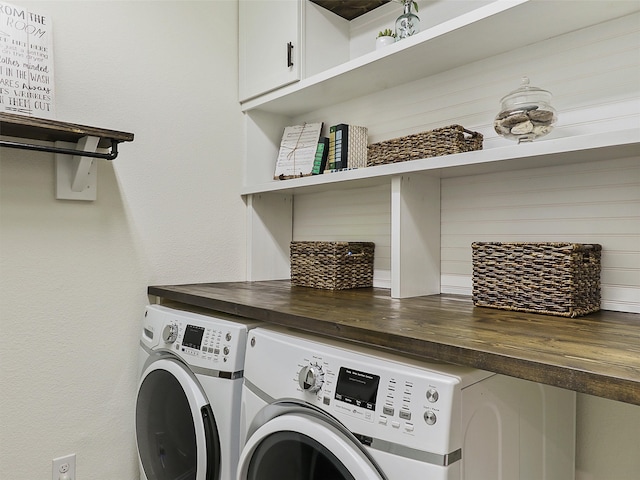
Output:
424 411 437 426
426 388 439 403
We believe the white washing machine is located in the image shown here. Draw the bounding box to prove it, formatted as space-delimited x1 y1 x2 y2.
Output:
238 326 576 480
136 304 259 480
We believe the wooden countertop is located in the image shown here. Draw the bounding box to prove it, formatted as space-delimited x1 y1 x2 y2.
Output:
148 281 640 405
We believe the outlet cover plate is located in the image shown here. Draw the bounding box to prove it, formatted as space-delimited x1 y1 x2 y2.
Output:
52 453 76 480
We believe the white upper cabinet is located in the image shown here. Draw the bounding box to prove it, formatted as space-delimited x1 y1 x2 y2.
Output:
240 0 640 115
239 0 354 103
239 0 301 102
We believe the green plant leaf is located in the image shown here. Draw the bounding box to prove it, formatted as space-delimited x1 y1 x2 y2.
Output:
377 28 395 38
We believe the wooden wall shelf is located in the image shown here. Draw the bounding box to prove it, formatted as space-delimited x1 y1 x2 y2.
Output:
1 112 135 200
0 112 134 150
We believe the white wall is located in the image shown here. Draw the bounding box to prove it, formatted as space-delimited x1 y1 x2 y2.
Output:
0 1 244 479
1 2 639 480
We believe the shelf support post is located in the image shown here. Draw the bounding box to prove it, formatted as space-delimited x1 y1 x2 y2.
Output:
391 174 441 298
55 135 101 201
246 193 293 281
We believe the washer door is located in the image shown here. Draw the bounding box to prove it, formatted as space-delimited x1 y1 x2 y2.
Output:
136 357 220 480
238 402 386 480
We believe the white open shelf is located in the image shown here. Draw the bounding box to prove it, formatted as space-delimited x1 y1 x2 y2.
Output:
241 129 640 196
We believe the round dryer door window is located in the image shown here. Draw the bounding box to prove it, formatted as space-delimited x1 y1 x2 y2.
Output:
238 412 386 480
136 358 220 480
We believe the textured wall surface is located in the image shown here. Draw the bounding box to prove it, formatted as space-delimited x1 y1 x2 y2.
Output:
1 2 638 480
0 1 244 478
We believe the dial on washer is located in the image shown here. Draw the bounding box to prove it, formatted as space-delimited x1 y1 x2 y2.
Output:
298 364 324 393
162 324 178 343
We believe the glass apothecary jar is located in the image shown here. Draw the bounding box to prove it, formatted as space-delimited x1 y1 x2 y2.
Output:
494 76 557 143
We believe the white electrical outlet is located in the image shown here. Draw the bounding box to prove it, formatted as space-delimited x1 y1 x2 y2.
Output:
52 453 76 480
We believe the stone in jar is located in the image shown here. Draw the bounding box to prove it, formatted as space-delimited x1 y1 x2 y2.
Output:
494 77 557 143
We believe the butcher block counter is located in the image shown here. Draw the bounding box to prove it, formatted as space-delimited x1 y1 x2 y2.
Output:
148 281 640 406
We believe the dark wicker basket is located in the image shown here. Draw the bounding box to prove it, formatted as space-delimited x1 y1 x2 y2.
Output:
472 242 601 318
290 241 374 290
367 124 483 166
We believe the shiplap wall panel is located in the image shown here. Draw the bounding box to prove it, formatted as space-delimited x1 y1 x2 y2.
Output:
441 156 640 312
297 13 639 147
293 184 392 288
290 13 639 311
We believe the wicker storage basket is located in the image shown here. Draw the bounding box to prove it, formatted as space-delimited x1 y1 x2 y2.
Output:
290 241 374 290
472 242 601 318
367 125 483 167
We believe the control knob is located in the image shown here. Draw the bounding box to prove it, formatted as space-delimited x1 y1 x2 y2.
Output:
298 364 324 393
162 323 178 344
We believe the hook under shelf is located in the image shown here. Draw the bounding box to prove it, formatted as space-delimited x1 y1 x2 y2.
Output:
0 137 120 160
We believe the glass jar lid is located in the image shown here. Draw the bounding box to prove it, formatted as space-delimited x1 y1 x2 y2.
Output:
500 76 552 106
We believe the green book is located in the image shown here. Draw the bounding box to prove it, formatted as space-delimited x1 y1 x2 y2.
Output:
312 137 329 174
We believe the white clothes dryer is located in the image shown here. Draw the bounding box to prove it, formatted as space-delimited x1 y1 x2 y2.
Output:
238 326 576 480
136 304 259 480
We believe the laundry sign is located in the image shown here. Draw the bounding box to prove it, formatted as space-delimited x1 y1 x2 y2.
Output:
0 1 54 117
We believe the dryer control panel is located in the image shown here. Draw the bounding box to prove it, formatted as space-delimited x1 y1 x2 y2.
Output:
141 304 258 372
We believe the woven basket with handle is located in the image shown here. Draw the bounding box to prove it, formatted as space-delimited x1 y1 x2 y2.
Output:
472 242 601 318
367 124 483 166
290 241 375 290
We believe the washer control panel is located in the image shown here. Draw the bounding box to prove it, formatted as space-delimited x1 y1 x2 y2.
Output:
298 355 451 437
244 327 492 455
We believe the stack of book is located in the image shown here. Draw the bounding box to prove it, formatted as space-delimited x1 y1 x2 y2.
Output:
318 124 368 175
275 122 368 179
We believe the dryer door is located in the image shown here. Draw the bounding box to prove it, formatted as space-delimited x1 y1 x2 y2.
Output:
238 405 387 480
136 357 220 480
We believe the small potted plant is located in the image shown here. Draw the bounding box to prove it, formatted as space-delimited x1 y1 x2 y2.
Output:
376 28 396 50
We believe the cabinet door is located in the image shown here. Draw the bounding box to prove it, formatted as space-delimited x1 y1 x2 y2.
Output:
239 0 301 102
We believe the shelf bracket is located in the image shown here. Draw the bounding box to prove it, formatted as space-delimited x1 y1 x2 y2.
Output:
55 136 101 201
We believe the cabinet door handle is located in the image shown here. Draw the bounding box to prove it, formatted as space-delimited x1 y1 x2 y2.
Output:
287 42 294 68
